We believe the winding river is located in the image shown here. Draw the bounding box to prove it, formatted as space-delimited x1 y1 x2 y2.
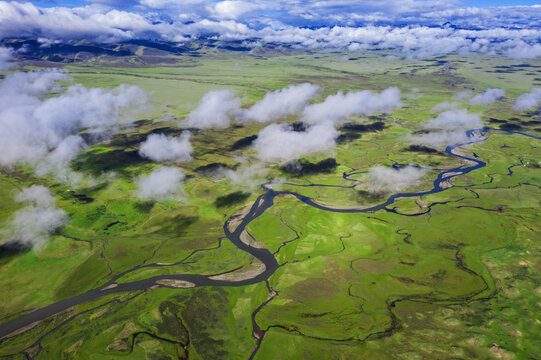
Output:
0 127 539 346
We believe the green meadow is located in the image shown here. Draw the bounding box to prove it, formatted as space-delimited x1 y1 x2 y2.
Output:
0 49 540 359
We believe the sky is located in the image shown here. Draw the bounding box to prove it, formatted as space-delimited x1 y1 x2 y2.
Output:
0 0 540 59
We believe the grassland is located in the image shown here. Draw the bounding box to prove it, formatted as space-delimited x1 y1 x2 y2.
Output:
0 47 540 359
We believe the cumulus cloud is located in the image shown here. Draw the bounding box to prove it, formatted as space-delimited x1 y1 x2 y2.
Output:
407 109 482 148
513 88 541 111
219 162 268 190
182 89 241 129
3 186 68 248
240 83 320 123
135 166 186 200
469 88 505 105
254 122 339 161
366 166 429 193
424 109 482 130
0 69 147 177
406 130 470 149
139 132 193 162
430 101 461 113
302 87 402 125
0 47 13 71
453 90 472 101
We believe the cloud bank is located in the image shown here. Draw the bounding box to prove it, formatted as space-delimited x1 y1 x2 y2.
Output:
1 2 541 59
4 186 68 248
136 166 186 200
139 132 193 162
513 88 541 111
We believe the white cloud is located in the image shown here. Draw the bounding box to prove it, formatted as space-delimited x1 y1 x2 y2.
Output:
135 166 186 200
182 89 241 129
302 87 402 125
0 46 13 71
430 101 461 113
139 132 193 162
469 88 505 105
4 186 68 248
424 109 482 130
406 130 470 149
513 88 541 111
219 162 268 191
254 122 339 161
0 2 540 59
240 83 320 123
209 1 260 20
367 165 429 193
0 69 147 176
407 108 482 149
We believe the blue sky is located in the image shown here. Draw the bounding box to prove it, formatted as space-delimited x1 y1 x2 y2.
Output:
27 0 541 9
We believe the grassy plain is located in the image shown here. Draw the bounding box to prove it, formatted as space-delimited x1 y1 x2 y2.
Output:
0 47 540 359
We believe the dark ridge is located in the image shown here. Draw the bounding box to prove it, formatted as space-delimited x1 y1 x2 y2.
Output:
405 145 443 154
291 122 307 132
508 117 521 121
123 40 187 54
214 191 251 208
340 121 386 132
412 129 431 134
195 162 237 175
231 135 258 150
220 45 251 52
281 158 338 176
489 118 507 124
499 123 522 130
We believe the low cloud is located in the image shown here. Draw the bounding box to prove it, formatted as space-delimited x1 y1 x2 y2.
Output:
240 83 320 123
0 69 147 178
4 186 68 248
219 162 267 190
469 88 505 105
366 166 429 193
453 90 472 101
430 101 461 113
135 166 186 200
302 87 402 125
254 122 339 161
139 132 193 162
424 109 482 130
0 47 13 71
407 109 481 148
406 130 470 149
513 88 541 111
182 89 240 129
